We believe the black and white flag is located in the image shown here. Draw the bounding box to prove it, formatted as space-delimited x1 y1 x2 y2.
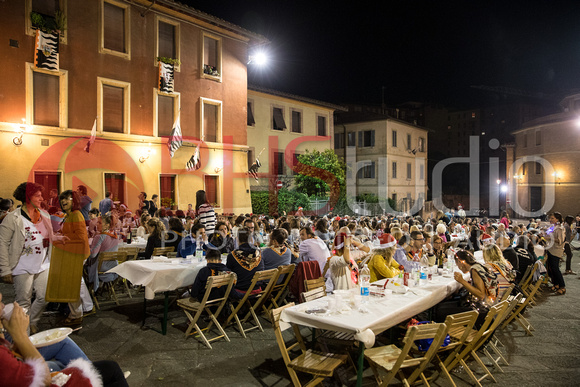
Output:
159 62 174 93
186 145 201 171
35 30 59 71
167 112 182 158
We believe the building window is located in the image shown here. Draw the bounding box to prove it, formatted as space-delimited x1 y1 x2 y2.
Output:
522 133 527 148
273 151 284 175
522 163 527 176
358 130 375 147
204 175 219 207
291 110 302 133
201 98 222 143
406 133 412 150
104 173 125 203
535 162 542 175
535 131 541 146
34 171 61 199
419 164 424 180
201 32 221 81
317 115 327 136
392 162 397 179
154 90 180 137
418 137 425 152
26 0 67 43
392 193 397 204
160 174 176 206
27 66 69 128
347 132 356 147
156 17 180 70
406 163 412 180
334 133 345 149
247 101 255 126
272 107 286 131
358 162 375 179
98 77 130 134
100 0 130 59
392 130 397 147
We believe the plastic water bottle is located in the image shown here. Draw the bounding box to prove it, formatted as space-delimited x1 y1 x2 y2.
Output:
360 264 371 297
196 236 203 262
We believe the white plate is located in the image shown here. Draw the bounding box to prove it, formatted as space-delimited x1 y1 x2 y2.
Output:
29 328 73 348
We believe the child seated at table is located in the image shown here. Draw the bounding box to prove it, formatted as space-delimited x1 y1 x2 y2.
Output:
188 249 230 302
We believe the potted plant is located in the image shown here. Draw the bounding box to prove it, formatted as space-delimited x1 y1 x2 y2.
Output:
203 64 219 77
31 10 66 36
157 57 181 66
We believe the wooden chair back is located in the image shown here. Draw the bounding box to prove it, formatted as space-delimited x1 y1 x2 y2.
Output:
498 284 515 302
301 287 326 303
98 251 128 274
152 246 175 256
118 246 139 261
501 276 543 332
519 261 540 293
304 277 326 292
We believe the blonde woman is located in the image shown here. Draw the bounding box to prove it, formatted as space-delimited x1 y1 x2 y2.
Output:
436 223 448 243
482 241 514 298
368 234 400 282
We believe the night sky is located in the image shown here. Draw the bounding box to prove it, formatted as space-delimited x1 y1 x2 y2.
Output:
189 0 580 108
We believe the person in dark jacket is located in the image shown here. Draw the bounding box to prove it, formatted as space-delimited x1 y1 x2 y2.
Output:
139 218 163 259
188 249 229 302
165 217 184 256
226 227 263 298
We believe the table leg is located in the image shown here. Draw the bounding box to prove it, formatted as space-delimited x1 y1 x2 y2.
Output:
142 296 147 327
356 342 365 387
162 291 169 335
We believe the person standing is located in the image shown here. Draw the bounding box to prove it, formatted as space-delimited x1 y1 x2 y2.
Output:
0 182 65 333
149 194 159 216
195 190 216 236
58 190 92 325
76 185 92 223
99 191 113 216
545 212 566 295
563 215 575 275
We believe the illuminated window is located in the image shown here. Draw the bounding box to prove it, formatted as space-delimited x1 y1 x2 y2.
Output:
104 173 125 203
160 174 176 205
204 175 220 207
100 0 131 59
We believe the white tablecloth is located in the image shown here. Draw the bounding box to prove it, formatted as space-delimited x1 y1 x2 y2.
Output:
106 259 205 299
281 271 464 345
120 239 148 250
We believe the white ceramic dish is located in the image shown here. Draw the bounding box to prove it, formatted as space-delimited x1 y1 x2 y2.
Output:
29 328 73 348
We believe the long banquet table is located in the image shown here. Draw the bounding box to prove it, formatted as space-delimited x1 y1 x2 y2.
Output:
107 257 210 334
281 269 467 386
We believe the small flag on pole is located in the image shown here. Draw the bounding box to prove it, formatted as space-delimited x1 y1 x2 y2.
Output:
248 147 265 182
186 145 201 171
83 119 97 153
167 112 182 158
248 158 261 182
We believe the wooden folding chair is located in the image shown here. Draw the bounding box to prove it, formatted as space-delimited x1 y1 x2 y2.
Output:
176 273 236 348
304 277 326 292
444 301 509 386
263 264 296 316
498 283 515 302
97 251 128 305
481 293 523 373
152 246 175 256
431 310 479 386
225 268 278 338
365 322 448 386
271 303 348 387
501 276 544 335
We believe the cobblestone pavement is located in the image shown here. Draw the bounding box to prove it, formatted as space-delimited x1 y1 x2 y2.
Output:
2 250 580 386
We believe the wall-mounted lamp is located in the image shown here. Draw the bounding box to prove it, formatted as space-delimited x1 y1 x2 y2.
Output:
13 118 27 146
139 143 153 163
214 166 223 173
552 171 562 184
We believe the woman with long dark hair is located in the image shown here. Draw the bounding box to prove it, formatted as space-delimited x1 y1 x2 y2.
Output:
195 190 216 235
